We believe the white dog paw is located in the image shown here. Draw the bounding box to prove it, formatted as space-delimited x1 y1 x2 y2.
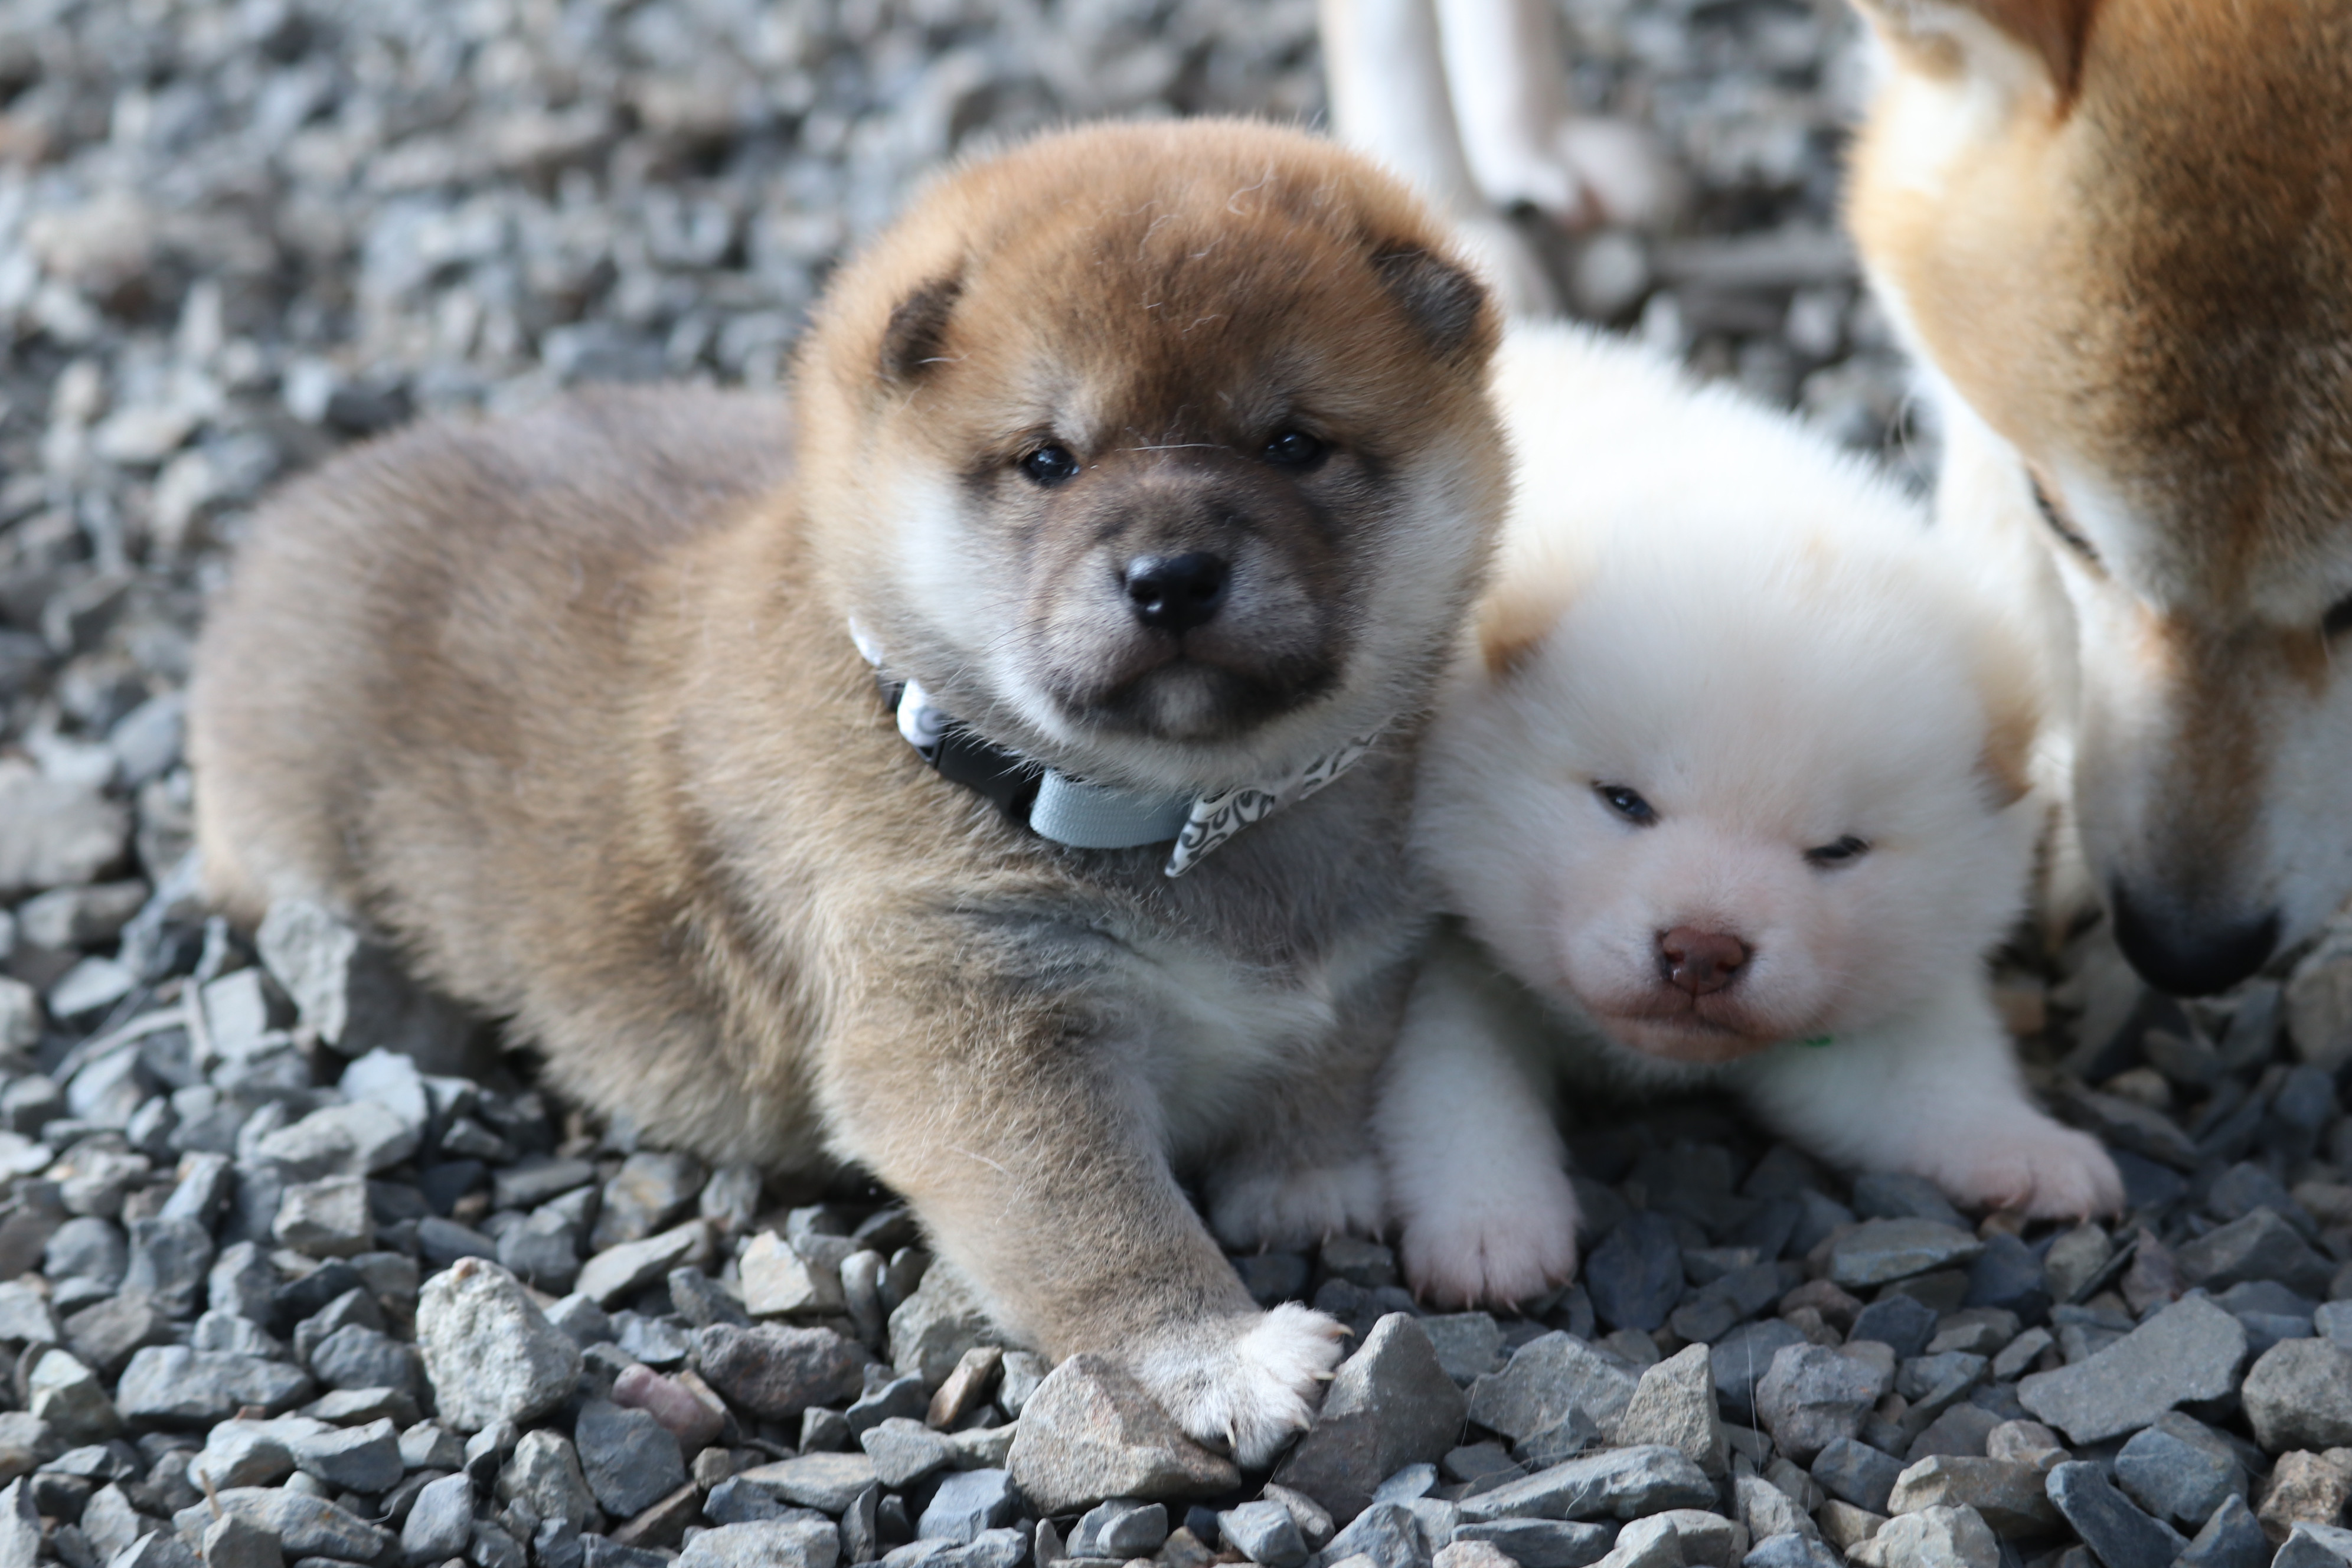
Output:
1136 1304 1349 1469
1477 147 1595 227
1402 1210 1578 1312
1553 118 1685 230
1207 1155 1386 1253
1396 1162 1580 1311
1923 1117 2125 1220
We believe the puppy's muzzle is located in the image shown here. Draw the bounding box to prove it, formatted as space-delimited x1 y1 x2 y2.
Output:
1659 926 1749 997
1023 448 1348 740
1123 552 1230 633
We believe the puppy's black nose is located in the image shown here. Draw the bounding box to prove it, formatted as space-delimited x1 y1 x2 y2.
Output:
2109 884 2278 997
1660 926 1749 997
1123 553 1229 633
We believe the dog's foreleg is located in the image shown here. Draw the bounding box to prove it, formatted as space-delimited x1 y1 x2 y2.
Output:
824 985 1345 1469
1432 0 1586 220
1321 0 1482 211
1732 979 2124 1220
1319 0 1562 314
1374 932 1580 1308
1200 1027 1393 1257
1430 0 1685 231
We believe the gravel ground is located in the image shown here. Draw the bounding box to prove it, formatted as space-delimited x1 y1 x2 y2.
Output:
8 4 2352 1568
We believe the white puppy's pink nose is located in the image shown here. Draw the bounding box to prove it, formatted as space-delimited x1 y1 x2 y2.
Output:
1660 926 1749 995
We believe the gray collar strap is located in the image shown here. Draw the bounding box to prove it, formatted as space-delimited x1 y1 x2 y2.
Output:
850 620 1377 876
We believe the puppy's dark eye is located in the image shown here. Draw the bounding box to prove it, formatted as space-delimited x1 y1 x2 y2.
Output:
2324 594 2352 640
2030 476 2101 566
1595 784 1657 826
1019 445 1080 486
1805 836 1870 868
1263 430 1328 471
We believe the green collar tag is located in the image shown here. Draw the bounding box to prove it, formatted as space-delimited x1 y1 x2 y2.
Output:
1801 1035 1835 1048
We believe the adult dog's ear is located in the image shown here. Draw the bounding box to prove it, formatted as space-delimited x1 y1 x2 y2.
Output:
1850 0 2102 104
1371 247 1495 361
880 276 963 382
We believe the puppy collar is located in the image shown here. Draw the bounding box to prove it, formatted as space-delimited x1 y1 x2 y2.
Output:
849 621 1377 877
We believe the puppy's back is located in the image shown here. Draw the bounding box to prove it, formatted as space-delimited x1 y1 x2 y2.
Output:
190 386 794 943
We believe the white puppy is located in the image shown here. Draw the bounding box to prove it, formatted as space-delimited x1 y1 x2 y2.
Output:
1381 322 2125 1309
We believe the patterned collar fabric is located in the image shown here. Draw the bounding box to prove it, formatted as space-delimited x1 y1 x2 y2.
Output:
848 621 1378 877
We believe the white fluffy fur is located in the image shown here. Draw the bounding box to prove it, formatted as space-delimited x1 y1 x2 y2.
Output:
1382 322 2123 1307
1138 1303 1348 1469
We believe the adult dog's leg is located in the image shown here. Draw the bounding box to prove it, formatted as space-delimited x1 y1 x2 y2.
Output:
1320 0 1560 314
1434 0 1685 231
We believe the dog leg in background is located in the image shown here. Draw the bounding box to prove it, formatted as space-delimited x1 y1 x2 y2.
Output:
1319 0 1560 315
1432 0 1684 231
1375 930 1580 1308
1731 979 2124 1221
830 981 1347 1469
1432 0 1590 221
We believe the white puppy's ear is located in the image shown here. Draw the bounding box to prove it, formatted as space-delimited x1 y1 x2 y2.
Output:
1849 0 2101 103
1977 672 2039 810
1475 582 1559 679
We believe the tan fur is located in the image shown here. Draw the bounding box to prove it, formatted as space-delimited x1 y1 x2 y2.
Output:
1869 0 2099 99
1845 0 2352 992
1476 580 1570 677
188 121 1507 1461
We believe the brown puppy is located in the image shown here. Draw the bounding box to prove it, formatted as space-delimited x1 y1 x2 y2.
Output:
188 120 1506 1462
1843 0 2352 995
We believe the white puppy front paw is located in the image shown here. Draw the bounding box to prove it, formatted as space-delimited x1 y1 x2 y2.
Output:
1396 1157 1580 1311
1206 1155 1386 1253
1919 1114 2125 1220
1136 1304 1349 1469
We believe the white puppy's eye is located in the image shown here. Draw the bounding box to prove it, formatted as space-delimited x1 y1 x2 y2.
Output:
2324 594 2352 640
1594 784 1657 826
1805 835 1870 868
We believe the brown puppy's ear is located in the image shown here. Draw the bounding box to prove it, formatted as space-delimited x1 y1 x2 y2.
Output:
880 276 963 381
1851 0 2101 102
1371 248 1492 361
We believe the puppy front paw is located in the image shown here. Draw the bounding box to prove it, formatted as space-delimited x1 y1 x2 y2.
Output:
1206 1155 1386 1253
1396 1158 1580 1311
1921 1115 2125 1220
1135 1304 1349 1469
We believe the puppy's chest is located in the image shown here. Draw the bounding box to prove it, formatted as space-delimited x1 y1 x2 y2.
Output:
1112 920 1407 1161
1093 771 1425 1084
1128 918 1393 1059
